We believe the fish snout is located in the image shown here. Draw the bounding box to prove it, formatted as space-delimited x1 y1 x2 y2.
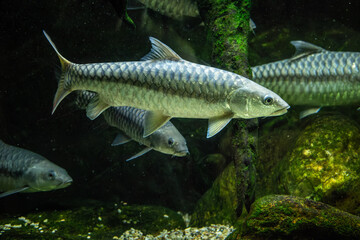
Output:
60 176 73 187
270 105 290 116
174 149 190 157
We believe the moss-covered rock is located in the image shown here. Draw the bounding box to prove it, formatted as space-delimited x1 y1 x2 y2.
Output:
190 162 237 226
254 114 301 198
227 195 360 240
0 203 185 239
282 114 360 214
253 113 360 216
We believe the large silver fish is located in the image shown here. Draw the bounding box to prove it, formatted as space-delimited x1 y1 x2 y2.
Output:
44 31 289 138
76 91 189 161
252 41 360 117
0 140 72 198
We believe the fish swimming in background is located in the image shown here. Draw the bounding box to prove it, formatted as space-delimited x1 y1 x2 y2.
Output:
75 91 189 161
130 0 257 33
252 41 360 118
133 0 199 21
44 31 289 138
0 140 72 198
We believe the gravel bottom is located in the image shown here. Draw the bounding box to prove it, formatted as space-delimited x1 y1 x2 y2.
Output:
113 224 234 240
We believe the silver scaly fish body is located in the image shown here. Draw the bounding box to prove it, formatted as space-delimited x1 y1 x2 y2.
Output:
137 0 199 20
70 60 243 118
252 41 360 107
44 31 289 138
0 140 72 197
76 91 189 160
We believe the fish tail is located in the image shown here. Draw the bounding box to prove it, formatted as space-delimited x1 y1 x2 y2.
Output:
43 30 72 114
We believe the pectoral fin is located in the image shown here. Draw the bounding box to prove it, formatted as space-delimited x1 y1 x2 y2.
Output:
86 95 110 120
111 133 132 146
300 107 321 119
126 147 152 161
0 187 29 198
207 113 234 138
143 111 171 137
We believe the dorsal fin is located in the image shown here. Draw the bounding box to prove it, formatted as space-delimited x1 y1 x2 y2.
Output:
289 40 325 61
141 37 182 61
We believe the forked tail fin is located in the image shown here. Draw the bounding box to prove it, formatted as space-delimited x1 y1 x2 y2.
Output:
43 30 72 114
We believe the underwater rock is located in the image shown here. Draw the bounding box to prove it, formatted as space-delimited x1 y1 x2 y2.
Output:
254 113 360 216
0 203 185 239
190 162 237 226
282 114 360 214
226 195 360 240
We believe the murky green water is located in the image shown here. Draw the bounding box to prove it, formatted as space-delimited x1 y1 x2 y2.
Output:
0 0 359 239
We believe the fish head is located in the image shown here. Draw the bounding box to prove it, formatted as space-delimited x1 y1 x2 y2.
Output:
148 122 189 157
25 160 73 192
228 81 289 118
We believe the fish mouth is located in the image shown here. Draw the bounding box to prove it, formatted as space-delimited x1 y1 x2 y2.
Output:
270 106 290 116
173 150 190 157
59 179 73 188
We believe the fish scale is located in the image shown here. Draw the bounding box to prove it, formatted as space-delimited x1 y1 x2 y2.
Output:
71 61 238 117
138 0 199 20
252 41 360 108
75 91 189 160
0 143 42 179
0 140 72 197
44 32 288 138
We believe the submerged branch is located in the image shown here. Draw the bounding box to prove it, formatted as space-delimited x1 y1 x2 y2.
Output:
197 0 256 217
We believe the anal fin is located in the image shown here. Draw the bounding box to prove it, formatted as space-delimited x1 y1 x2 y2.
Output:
111 133 132 146
143 111 171 137
86 95 110 120
207 113 234 138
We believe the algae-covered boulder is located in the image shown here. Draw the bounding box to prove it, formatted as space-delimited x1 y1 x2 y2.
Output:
190 162 237 226
281 114 360 214
0 203 185 240
227 195 360 240
255 114 300 198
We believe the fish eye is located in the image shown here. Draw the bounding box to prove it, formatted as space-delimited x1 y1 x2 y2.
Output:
47 170 56 180
168 138 174 146
263 95 273 105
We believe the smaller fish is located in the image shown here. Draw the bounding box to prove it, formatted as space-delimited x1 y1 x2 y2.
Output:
76 91 189 161
0 140 72 198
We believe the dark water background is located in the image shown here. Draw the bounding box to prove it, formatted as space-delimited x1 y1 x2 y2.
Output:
0 0 359 215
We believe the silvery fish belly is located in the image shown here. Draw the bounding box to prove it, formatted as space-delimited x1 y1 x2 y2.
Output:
43 31 289 138
0 140 72 198
252 41 360 108
76 91 188 161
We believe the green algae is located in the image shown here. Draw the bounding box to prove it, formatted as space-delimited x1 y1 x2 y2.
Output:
237 195 360 239
0 203 185 240
282 114 360 214
191 0 256 225
198 0 252 76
